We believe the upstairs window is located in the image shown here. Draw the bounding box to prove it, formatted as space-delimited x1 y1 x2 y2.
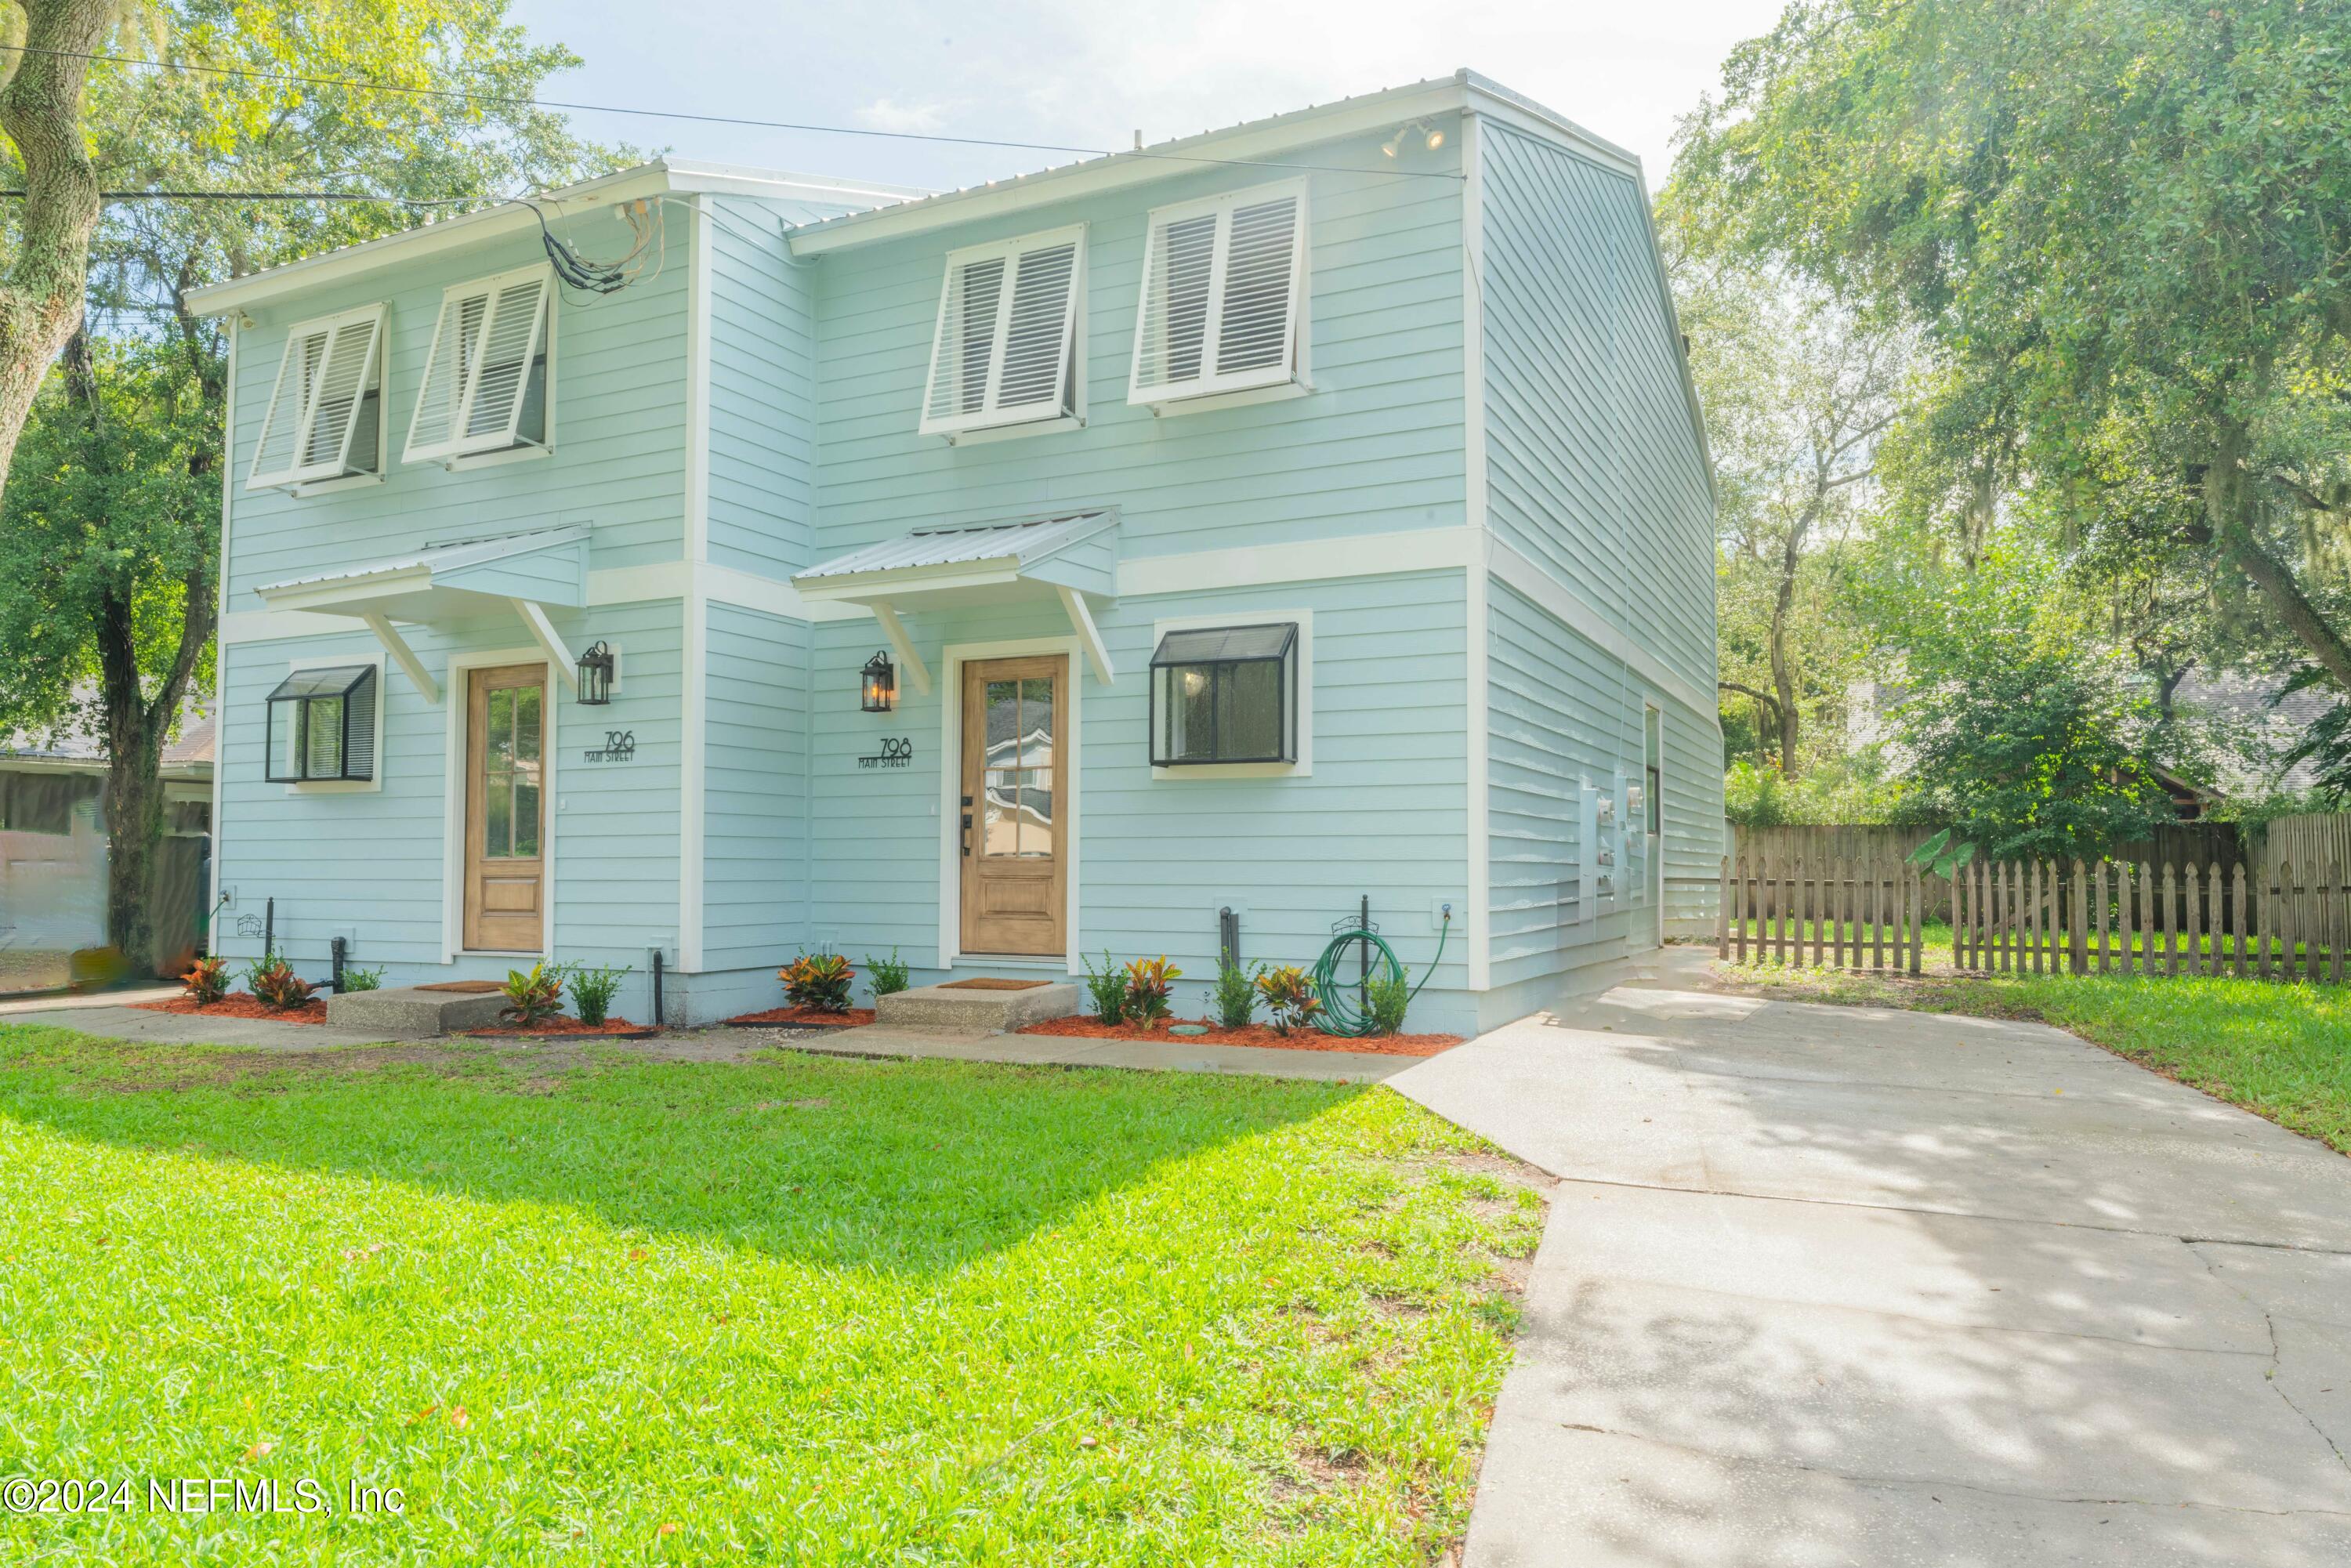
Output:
1149 623 1299 766
246 305 386 490
404 263 552 465
920 226 1085 438
1128 181 1307 407
265 665 378 784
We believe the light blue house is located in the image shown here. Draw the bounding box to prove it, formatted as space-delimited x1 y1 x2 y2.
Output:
188 71 1722 1033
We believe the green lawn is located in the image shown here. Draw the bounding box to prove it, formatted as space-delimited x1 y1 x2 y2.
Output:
0 1027 1541 1565
1715 954 2351 1155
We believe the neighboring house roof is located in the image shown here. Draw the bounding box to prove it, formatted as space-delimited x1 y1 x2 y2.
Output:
2172 670 2342 795
1844 669 2343 798
1 690 215 782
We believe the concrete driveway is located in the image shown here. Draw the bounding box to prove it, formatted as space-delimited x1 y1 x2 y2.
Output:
1393 957 2351 1566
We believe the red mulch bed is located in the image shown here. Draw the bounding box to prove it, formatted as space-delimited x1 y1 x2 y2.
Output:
462 1017 654 1038
722 1006 878 1029
1018 1015 1462 1057
132 994 331 1025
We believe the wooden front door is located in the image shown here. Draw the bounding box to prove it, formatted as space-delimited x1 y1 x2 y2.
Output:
464 664 548 952
960 655 1068 956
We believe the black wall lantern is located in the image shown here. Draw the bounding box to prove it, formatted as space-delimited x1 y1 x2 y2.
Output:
577 640 616 705
860 650 897 713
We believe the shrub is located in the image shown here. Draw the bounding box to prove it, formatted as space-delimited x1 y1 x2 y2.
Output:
179 954 230 1005
865 947 911 1000
1122 956 1182 1027
781 952 855 1013
567 962 630 1027
1081 950 1127 1024
341 965 385 993
1255 965 1323 1037
1211 953 1259 1030
1364 973 1411 1036
247 954 321 1011
499 961 567 1027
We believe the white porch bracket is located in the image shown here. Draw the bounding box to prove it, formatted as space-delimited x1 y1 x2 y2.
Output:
357 610 441 705
870 599 933 697
1056 585 1114 685
512 598 580 697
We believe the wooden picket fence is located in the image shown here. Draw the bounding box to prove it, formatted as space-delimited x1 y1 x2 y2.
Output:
1955 859 2348 983
1714 854 1928 975
1715 851 2350 983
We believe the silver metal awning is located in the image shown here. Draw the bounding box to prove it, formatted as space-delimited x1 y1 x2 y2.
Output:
252 525 593 705
793 510 1119 691
793 510 1116 593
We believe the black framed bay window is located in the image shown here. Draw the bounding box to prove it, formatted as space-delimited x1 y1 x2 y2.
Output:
1150 622 1298 766
266 664 378 783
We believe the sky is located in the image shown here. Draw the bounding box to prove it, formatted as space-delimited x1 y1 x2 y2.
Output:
504 1 1788 197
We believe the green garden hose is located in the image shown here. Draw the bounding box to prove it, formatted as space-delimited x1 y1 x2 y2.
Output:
1310 910 1451 1037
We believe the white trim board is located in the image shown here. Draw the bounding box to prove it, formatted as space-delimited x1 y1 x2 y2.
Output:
440 646 560 965
1461 111 1492 994
935 634 1086 977
678 195 715 975
1464 538 1491 991
219 529 1491 646
208 318 237 922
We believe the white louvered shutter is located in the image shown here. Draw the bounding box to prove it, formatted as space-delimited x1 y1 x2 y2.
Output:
248 306 386 490
1129 181 1308 405
919 226 1084 436
405 264 552 463
293 310 382 480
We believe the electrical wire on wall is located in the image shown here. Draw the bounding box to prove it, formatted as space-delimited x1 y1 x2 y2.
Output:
524 194 665 296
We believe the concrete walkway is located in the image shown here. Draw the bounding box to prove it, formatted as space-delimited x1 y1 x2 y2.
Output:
768 1023 1415 1083
1393 950 2351 1566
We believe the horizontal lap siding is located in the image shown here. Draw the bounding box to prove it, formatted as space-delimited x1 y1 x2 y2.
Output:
811 125 1468 563
212 601 684 976
702 602 809 972
224 211 693 603
1487 581 1646 989
803 570 1474 1028
706 197 818 579
1478 124 1715 702
1660 704 1726 934
1476 122 1722 951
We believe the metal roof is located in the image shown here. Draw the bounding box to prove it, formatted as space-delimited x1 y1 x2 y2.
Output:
794 511 1116 582
255 524 589 597
184 158 929 318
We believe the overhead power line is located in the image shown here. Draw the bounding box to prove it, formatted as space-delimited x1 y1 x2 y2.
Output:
0 188 476 203
0 44 1465 183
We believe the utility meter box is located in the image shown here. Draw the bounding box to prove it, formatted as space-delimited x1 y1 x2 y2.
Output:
1578 780 1621 921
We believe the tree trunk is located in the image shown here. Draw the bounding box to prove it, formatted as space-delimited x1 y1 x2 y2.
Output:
1766 487 1823 775
100 687 165 972
2205 435 2351 693
0 0 114 505
60 328 218 977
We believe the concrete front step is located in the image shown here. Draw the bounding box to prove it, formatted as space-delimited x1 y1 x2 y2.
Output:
875 980 1080 1032
324 983 509 1039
